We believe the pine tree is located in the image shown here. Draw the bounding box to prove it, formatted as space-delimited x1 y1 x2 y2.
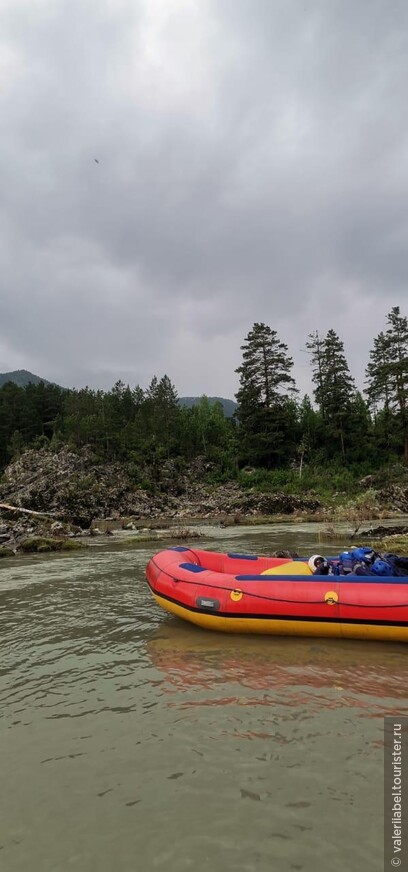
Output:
306 331 327 419
146 374 180 458
347 391 374 463
366 307 408 462
236 323 296 408
308 329 355 459
235 323 297 467
365 332 392 412
298 394 321 453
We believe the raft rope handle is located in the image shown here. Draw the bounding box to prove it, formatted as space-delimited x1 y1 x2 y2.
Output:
150 557 408 609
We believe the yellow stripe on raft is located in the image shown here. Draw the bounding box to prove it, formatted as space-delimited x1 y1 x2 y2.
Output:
261 560 312 576
152 593 408 643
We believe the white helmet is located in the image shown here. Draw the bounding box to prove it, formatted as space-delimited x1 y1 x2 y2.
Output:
308 554 325 572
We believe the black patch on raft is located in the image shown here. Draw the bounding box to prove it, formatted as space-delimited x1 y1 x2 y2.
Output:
196 596 220 611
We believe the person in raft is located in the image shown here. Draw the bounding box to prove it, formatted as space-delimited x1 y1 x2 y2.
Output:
308 555 332 575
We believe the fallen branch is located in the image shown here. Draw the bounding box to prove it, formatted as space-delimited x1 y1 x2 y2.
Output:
0 502 60 520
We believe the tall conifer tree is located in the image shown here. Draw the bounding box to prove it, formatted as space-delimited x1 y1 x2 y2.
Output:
308 329 355 459
235 323 297 466
366 307 408 462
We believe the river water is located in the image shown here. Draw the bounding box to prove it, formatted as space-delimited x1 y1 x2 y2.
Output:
1 522 407 872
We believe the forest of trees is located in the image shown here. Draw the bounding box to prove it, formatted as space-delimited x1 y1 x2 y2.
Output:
0 307 407 481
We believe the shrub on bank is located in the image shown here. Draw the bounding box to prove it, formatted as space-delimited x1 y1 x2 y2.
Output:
236 464 389 501
19 537 86 553
0 546 14 558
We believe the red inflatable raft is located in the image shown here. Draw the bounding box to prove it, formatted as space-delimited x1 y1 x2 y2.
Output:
146 547 408 642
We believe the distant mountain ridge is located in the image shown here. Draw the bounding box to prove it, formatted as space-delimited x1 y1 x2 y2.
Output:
178 396 237 417
0 369 52 388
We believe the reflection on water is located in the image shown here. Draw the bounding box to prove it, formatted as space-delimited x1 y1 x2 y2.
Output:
148 621 408 715
0 524 407 872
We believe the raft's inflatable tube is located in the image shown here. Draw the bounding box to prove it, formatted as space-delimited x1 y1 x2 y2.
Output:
145 547 408 642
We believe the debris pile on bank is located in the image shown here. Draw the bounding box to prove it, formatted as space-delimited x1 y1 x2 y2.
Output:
0 446 323 549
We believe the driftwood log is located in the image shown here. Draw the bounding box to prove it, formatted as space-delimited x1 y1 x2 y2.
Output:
0 502 60 520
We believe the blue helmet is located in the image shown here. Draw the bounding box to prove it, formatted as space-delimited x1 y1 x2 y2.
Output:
371 559 392 577
351 548 367 562
351 547 375 562
339 551 354 573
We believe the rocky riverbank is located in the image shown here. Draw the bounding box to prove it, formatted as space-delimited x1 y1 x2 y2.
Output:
0 446 322 551
1 446 408 555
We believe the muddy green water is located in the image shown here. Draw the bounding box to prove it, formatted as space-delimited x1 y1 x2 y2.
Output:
1 523 407 872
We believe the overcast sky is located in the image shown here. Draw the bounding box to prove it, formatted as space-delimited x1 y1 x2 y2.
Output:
1 0 407 400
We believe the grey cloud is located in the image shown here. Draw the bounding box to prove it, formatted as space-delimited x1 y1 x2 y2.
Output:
1 0 407 396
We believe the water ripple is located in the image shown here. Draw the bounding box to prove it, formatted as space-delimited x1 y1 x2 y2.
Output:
1 532 407 872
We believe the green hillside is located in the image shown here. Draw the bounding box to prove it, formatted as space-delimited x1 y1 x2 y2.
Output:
0 369 51 388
